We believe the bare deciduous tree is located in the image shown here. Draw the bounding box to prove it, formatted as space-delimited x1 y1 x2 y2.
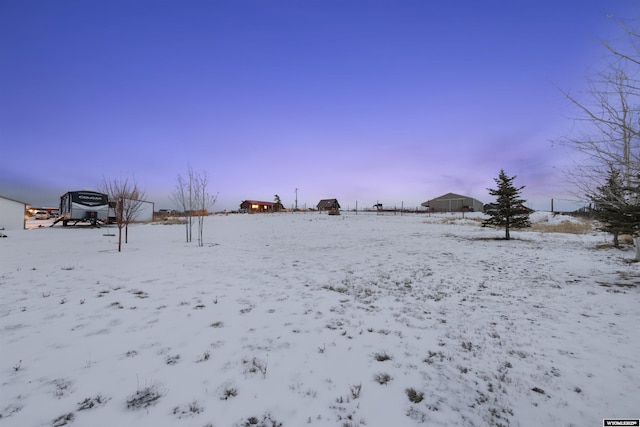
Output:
171 169 195 243
122 185 146 244
171 166 217 246
602 19 640 67
559 66 640 195
558 17 640 255
101 176 146 252
193 171 218 246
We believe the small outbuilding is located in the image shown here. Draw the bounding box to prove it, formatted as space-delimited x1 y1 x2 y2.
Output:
317 199 341 212
106 198 155 224
421 193 484 213
0 195 28 231
131 199 155 222
240 200 276 213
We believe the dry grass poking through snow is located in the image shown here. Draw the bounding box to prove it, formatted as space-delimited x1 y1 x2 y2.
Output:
530 217 593 234
429 212 594 235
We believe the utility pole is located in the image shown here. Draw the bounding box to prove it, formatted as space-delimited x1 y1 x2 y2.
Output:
294 188 298 211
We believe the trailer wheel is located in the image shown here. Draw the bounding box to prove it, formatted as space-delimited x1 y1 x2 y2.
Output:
63 220 68 226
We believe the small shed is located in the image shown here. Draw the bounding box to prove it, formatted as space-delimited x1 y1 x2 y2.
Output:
421 193 484 213
317 199 341 212
240 200 276 213
0 195 28 231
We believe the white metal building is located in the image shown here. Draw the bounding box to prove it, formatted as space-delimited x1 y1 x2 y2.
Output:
131 200 154 222
0 195 27 231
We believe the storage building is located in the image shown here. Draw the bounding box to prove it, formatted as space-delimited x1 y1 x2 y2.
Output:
421 193 484 213
0 195 27 231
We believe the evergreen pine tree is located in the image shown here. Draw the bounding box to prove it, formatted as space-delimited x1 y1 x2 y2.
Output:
620 179 640 260
274 194 284 212
482 169 531 240
589 168 626 246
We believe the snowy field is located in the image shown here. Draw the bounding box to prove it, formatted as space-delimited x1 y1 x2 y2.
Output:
1 211 639 427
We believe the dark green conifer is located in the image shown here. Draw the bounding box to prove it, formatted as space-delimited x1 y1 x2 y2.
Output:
589 168 626 246
482 169 531 240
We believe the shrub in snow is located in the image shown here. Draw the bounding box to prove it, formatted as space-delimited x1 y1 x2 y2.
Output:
52 412 74 427
126 384 164 409
373 373 392 385
406 387 424 403
77 394 110 410
172 400 203 418
373 351 392 362
235 413 283 427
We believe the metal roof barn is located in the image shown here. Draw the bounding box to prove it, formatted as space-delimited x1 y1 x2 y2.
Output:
421 193 484 213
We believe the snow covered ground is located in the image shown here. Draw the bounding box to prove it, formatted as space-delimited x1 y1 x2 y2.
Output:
1 212 639 427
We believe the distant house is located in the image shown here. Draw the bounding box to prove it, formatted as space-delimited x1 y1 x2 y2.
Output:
483 203 534 215
0 195 28 231
421 193 484 213
240 200 276 213
317 199 341 212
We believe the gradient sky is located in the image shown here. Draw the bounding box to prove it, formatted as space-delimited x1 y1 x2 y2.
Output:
1 1 637 212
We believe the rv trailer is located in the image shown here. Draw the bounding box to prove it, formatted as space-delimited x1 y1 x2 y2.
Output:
54 191 110 226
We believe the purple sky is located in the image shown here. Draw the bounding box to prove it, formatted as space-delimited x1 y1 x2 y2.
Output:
1 1 637 212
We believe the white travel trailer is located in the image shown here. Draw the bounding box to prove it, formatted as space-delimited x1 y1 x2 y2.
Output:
55 191 109 226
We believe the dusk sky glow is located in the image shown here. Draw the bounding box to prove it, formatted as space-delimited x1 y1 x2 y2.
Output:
1 1 638 212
